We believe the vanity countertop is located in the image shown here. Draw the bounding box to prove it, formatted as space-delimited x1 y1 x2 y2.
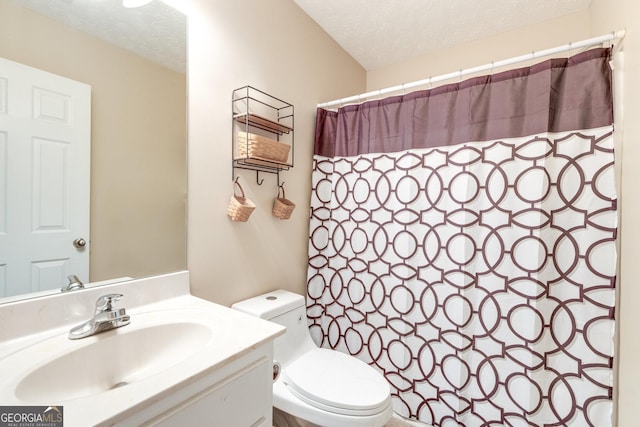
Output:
0 271 285 426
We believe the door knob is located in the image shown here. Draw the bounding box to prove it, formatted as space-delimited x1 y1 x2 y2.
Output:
73 238 87 248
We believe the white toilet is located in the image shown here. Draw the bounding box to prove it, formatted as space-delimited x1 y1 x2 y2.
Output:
232 289 393 427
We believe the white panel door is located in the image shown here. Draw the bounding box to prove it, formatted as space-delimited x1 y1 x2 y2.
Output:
0 57 91 297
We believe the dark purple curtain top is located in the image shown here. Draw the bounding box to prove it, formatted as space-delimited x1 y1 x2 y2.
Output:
315 48 613 158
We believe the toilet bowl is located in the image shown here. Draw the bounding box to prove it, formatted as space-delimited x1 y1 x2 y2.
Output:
232 289 393 427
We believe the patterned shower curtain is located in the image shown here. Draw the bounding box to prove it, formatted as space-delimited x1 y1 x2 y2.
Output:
307 48 616 426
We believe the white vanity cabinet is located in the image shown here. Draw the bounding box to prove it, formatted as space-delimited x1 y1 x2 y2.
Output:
119 343 275 427
154 355 272 427
0 272 284 427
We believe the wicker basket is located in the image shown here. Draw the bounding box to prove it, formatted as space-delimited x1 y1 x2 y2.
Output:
237 131 290 164
272 186 295 220
227 181 255 222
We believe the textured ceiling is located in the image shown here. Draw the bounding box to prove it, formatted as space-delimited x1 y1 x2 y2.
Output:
293 0 593 70
9 0 186 73
12 1 593 74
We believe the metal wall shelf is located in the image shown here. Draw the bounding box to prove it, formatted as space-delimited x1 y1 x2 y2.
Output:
233 113 293 135
232 86 294 185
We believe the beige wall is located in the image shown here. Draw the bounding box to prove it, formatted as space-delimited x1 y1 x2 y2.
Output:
186 0 639 424
589 1 640 426
0 1 187 283
367 10 591 90
185 0 365 307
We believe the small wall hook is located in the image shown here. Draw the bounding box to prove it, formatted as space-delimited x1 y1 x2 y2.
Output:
256 170 264 185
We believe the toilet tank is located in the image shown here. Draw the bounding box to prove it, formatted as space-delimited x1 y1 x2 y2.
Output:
232 290 317 365
231 289 304 321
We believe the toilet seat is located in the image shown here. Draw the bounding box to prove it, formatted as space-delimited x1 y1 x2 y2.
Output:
282 348 391 416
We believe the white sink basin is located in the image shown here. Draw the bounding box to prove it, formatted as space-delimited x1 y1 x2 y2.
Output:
15 321 211 403
1 308 215 405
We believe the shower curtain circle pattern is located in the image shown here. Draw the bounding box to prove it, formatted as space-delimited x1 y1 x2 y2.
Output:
307 48 617 426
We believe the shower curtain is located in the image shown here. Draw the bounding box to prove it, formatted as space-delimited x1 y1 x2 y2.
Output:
307 48 616 426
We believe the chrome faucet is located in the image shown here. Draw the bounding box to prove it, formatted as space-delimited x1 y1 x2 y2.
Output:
68 293 131 340
62 274 85 292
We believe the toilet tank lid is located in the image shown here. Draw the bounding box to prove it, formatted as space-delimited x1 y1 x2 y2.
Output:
231 289 305 320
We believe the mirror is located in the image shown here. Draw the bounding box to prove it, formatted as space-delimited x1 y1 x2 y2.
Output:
0 0 187 301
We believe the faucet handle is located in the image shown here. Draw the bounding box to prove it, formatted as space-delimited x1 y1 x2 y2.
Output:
95 293 123 312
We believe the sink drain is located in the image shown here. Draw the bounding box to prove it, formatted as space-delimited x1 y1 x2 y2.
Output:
110 381 129 390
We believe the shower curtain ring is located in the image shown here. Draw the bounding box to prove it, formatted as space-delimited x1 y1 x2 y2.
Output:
609 31 616 48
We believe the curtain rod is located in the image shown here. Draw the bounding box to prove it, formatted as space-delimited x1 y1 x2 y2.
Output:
317 30 626 109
